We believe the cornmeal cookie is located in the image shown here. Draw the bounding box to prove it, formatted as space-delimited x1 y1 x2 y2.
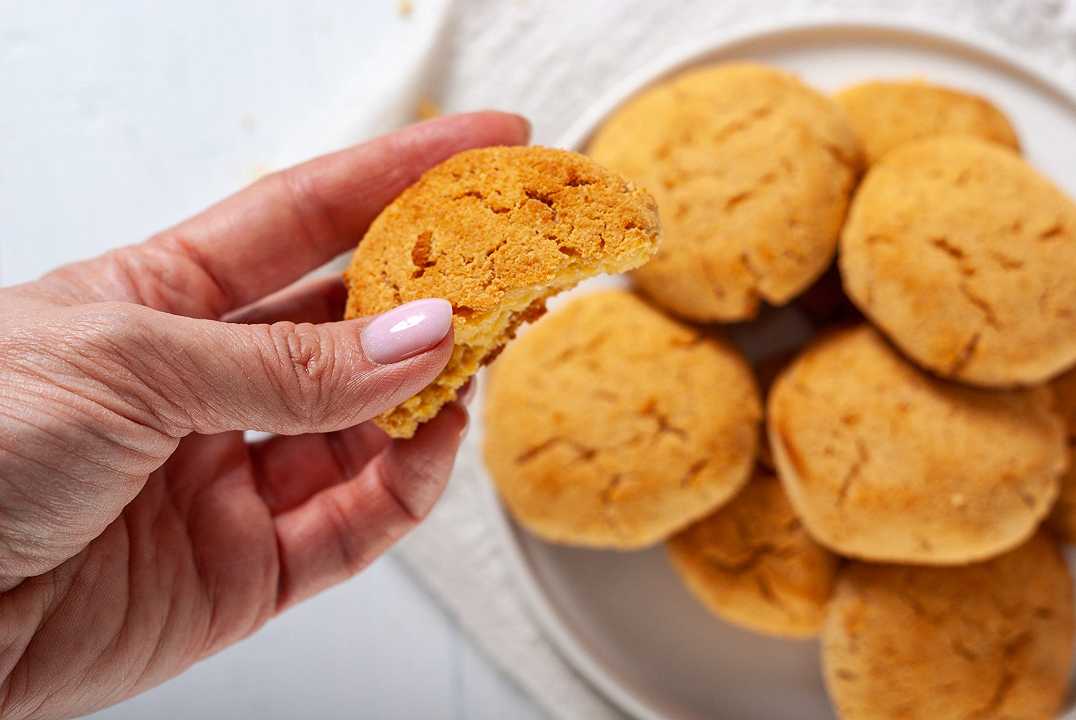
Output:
483 290 760 549
768 325 1066 564
588 63 862 322
667 470 838 638
1047 367 1076 542
834 79 1020 164
840 136 1076 386
823 532 1074 720
345 146 660 438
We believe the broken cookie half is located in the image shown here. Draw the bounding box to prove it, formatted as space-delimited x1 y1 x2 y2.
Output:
344 145 661 438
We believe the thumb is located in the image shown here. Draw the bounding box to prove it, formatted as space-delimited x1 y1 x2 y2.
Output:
114 299 454 435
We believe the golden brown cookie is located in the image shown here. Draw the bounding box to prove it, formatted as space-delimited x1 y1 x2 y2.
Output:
768 325 1066 564
834 79 1020 164
1047 367 1076 542
840 136 1076 386
822 532 1074 720
483 290 760 549
345 146 660 437
588 63 862 322
667 470 838 638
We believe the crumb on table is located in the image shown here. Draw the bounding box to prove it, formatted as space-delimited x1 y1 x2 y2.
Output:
416 97 441 120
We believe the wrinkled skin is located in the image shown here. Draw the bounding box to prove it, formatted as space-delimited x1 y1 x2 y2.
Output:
0 112 529 720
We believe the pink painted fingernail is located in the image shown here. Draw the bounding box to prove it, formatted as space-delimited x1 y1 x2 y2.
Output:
360 299 452 365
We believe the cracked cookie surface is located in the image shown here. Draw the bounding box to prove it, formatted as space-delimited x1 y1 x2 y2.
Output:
587 63 862 322
834 79 1020 165
840 136 1076 386
822 532 1073 720
483 290 760 549
768 326 1066 564
667 470 837 638
1047 367 1076 542
345 146 660 438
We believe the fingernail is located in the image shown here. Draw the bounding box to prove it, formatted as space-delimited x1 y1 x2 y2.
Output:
511 113 532 141
457 378 477 406
361 299 453 365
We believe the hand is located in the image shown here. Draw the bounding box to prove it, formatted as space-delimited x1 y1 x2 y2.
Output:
0 111 530 720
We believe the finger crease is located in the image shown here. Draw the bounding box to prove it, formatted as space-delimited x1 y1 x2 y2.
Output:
278 169 341 260
373 458 421 523
324 431 357 481
158 233 235 317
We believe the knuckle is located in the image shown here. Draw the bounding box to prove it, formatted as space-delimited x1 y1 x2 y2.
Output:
60 303 195 433
262 321 339 426
369 455 433 523
17 302 152 376
68 301 151 345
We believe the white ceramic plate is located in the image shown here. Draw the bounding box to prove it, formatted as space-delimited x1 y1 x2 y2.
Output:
471 19 1076 720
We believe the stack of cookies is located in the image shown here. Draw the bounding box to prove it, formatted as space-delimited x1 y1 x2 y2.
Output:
478 65 1076 719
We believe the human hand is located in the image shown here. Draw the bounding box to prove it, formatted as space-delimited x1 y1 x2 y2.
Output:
0 111 529 719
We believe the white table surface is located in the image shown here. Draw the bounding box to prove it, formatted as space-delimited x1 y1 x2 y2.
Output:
1 2 543 718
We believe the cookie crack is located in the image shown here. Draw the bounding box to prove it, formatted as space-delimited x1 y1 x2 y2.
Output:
657 106 776 192
928 236 966 261
703 543 779 575
739 252 763 289
680 459 708 488
968 632 1029 720
989 251 1024 271
669 332 705 349
410 231 436 278
523 188 557 218
1038 222 1064 241
958 282 1001 330
564 170 595 188
969 673 1015 720
453 189 485 201
724 190 753 211
706 104 775 148
701 259 730 304
836 438 870 508
948 332 981 375
640 400 688 441
754 573 787 610
379 268 403 305
598 473 627 541
514 436 596 465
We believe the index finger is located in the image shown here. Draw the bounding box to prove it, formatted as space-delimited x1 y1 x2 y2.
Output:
44 111 530 318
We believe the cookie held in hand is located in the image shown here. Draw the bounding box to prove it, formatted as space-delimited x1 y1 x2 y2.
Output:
345 146 661 438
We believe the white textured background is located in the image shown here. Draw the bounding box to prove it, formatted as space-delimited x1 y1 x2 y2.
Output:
3 2 1076 719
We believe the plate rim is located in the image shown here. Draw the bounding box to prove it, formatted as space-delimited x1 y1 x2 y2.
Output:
479 16 1076 720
